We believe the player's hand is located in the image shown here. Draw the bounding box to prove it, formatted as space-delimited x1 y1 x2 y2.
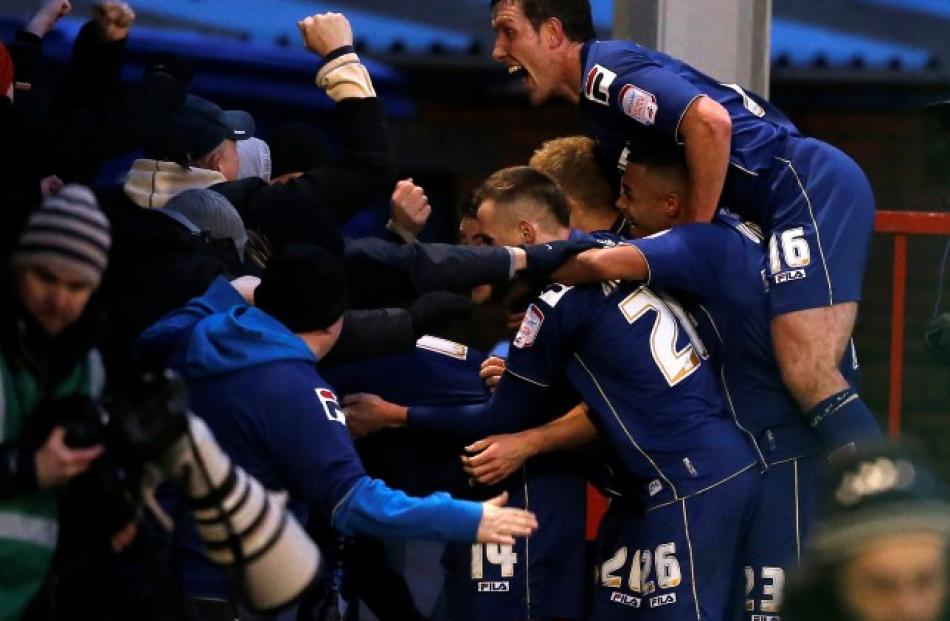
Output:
390 178 431 237
476 492 538 545
34 426 103 489
521 239 599 274
479 356 506 392
25 0 72 38
229 275 261 305
341 393 406 438
92 1 135 42
463 435 529 486
297 12 353 57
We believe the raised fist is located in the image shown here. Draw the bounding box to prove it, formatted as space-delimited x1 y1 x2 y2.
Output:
297 12 353 57
390 178 432 238
25 0 72 39
93 1 136 42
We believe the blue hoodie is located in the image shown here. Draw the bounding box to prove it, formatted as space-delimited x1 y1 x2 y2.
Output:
136 277 483 597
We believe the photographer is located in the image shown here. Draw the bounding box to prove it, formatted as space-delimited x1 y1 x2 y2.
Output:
0 185 111 620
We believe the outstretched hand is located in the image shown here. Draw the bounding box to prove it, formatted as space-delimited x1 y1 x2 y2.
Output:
476 491 538 545
297 12 354 57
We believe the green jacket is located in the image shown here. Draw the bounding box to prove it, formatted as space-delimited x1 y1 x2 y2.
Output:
0 349 103 621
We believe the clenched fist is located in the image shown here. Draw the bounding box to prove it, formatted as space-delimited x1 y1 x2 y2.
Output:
297 12 353 57
93 1 135 42
390 178 432 238
25 0 71 38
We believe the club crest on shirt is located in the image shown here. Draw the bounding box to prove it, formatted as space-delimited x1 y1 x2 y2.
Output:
513 304 544 349
619 84 658 126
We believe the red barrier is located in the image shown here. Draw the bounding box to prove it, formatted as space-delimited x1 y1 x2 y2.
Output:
875 210 950 438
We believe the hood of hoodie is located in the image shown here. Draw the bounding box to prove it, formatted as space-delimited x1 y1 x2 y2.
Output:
124 159 227 209
181 304 316 378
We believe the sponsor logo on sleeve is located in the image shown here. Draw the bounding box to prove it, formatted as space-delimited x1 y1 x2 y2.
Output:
773 268 806 284
316 388 346 424
619 84 658 126
584 64 617 105
513 304 544 349
539 284 573 308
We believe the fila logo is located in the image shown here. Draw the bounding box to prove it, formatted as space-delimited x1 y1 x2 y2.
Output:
610 592 642 608
773 269 806 284
584 64 616 105
477 581 510 592
751 616 781 621
649 593 677 608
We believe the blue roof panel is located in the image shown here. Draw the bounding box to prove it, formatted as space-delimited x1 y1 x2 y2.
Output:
771 18 931 69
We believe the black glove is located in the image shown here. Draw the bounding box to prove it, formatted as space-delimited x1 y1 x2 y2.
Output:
521 238 601 274
408 291 474 335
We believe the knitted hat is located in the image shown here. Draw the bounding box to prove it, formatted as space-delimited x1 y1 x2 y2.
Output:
811 442 950 562
0 43 12 98
237 137 272 182
145 94 254 164
164 189 249 258
255 244 348 333
13 185 111 285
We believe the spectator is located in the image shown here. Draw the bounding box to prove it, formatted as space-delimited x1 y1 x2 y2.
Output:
784 443 950 621
0 186 112 621
136 245 538 620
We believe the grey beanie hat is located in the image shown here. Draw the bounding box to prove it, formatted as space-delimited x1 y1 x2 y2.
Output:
164 189 249 258
13 184 111 285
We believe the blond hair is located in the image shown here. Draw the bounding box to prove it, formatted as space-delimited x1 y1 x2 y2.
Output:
529 136 616 217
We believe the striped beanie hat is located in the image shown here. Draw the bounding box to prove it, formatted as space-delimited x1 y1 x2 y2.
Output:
13 185 111 285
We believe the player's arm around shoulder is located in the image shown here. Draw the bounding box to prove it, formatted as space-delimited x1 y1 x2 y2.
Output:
552 243 648 285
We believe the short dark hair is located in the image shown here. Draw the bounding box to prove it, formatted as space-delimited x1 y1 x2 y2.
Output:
491 0 595 42
623 135 688 172
473 165 571 228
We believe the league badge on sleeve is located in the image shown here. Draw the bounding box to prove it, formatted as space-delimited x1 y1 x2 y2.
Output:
316 388 346 424
619 84 658 126
513 304 544 349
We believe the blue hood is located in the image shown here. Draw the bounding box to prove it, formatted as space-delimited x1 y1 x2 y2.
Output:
182 305 316 378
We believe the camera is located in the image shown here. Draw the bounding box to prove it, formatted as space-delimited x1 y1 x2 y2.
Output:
29 371 192 532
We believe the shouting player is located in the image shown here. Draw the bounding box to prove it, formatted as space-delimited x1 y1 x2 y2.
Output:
487 0 877 463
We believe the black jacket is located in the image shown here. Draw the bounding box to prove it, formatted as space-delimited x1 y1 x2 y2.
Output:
212 97 397 255
96 187 240 388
